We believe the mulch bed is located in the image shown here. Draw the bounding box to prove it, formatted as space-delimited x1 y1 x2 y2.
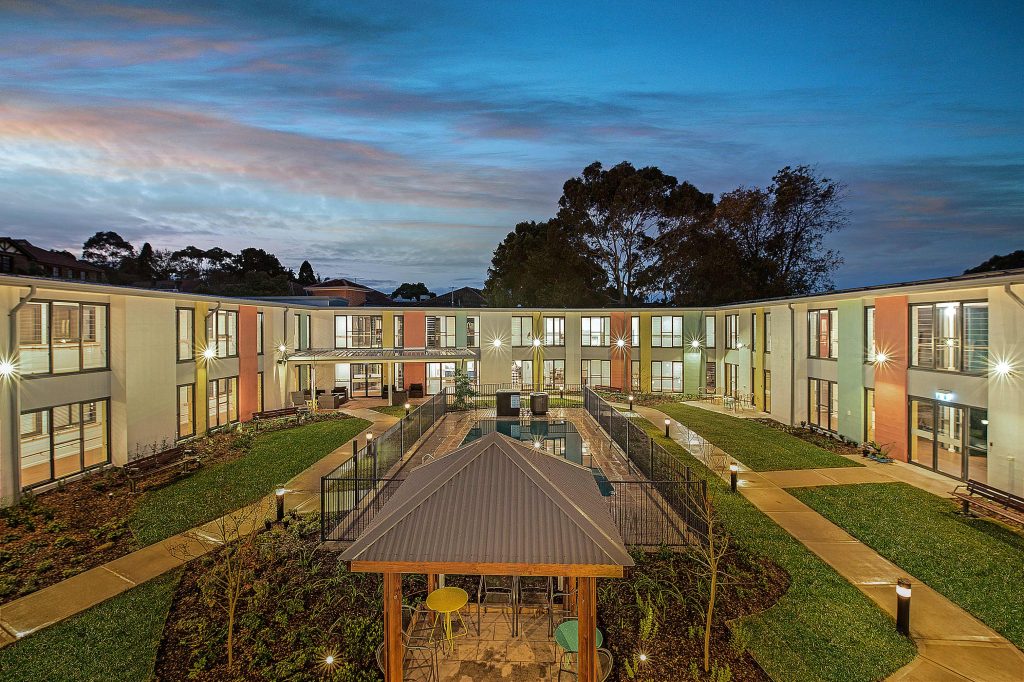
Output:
753 418 863 456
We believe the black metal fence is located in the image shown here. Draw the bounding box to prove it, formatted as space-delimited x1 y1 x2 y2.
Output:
603 480 690 546
446 383 585 410
584 386 708 542
321 390 447 542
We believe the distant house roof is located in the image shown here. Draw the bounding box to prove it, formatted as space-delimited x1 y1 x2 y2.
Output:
303 278 394 306
338 432 633 576
0 237 102 272
412 286 487 308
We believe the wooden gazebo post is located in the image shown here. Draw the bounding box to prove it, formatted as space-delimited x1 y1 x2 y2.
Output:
577 576 598 682
383 572 404 681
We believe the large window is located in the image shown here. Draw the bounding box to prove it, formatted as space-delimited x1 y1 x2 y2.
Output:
207 309 238 358
764 370 772 412
725 314 739 350
705 362 717 392
176 308 194 361
631 316 640 347
764 312 771 353
543 317 565 346
651 316 683 347
808 309 838 359
208 376 239 429
292 313 311 351
750 314 757 352
394 315 404 348
808 378 838 432
18 301 109 375
631 360 640 391
512 359 533 388
911 302 987 373
467 316 480 348
177 384 195 440
910 397 988 482
724 362 739 396
581 316 610 347
257 372 264 413
426 315 456 348
335 315 383 348
704 316 716 348
651 361 683 393
511 317 533 347
19 399 109 488
426 362 456 395
256 312 264 355
581 359 611 387
864 388 875 443
543 360 565 388
865 306 876 362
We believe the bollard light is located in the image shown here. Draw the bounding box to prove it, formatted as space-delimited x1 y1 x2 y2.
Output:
664 418 671 438
275 487 285 522
405 402 411 418
896 578 911 636
729 463 738 492
628 395 634 412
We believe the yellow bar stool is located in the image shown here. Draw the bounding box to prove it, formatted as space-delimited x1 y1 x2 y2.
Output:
426 586 470 652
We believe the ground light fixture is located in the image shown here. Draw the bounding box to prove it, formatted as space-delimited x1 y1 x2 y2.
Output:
628 395 634 412
896 578 911 636
730 463 738 492
664 418 671 437
275 487 286 522
638 653 648 663
405 402 411 418
323 654 336 669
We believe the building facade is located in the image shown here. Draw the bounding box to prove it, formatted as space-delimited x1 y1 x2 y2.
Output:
2 269 1022 505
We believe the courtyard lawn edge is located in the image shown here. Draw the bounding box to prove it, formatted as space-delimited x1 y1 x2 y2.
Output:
655 402 863 471
631 416 916 682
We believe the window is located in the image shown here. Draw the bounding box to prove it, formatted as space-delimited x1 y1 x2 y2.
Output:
467 316 480 348
0 254 11 272
751 314 757 352
865 307 875 362
911 302 988 372
208 376 239 429
17 301 109 375
724 362 739 396
705 316 716 348
335 315 383 348
631 316 640 347
426 316 456 348
512 360 533 388
511 317 533 347
651 316 683 347
543 317 565 346
581 316 610 346
207 310 239 358
177 384 195 440
257 372 264 413
764 370 772 412
394 315 404 348
581 359 610 387
909 397 987 481
292 313 310 351
651 361 683 393
865 388 875 443
764 312 771 353
543 360 565 388
808 309 838 359
725 314 739 350
426 362 456 394
176 308 194 361
808 378 838 432
19 399 109 488
394 363 404 391
256 312 264 355
465 360 477 383
705 362 717 392
631 360 640 391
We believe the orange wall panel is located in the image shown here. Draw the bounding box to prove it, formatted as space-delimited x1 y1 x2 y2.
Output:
405 362 425 389
405 311 425 348
873 296 908 460
237 306 259 422
610 312 628 390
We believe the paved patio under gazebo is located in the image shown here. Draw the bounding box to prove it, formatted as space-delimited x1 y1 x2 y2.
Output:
338 431 634 681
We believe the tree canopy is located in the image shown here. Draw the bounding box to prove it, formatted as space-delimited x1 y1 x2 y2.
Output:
964 250 1024 274
391 282 435 301
82 231 136 270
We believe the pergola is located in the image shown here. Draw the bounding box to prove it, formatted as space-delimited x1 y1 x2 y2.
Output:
339 431 634 681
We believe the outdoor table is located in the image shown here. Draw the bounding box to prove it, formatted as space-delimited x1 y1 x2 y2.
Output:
426 586 469 652
554 619 603 653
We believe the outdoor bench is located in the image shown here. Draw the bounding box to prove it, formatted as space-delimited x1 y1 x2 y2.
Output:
952 479 1024 524
251 406 306 430
124 446 200 492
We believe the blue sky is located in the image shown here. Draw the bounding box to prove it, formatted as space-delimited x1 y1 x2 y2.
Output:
1 0 1022 293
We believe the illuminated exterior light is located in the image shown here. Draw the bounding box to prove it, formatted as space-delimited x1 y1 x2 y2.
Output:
202 346 216 360
278 344 287 353
616 338 625 348
492 338 502 348
533 338 541 347
875 351 889 364
638 653 648 663
690 339 701 349
324 655 335 667
994 360 1012 376
0 359 16 378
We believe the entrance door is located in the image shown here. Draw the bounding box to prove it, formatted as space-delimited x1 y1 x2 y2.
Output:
351 363 383 397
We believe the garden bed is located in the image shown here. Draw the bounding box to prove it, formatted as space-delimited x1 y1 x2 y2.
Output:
0 415 368 606
752 418 863 456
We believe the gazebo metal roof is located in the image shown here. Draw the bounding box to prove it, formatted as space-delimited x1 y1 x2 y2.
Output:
339 431 634 577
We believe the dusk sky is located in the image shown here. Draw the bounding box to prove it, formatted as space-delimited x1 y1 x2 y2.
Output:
1 1 1022 293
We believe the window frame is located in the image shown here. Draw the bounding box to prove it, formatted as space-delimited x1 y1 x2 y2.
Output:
864 306 875 363
256 311 264 355
18 398 111 489
466 316 480 348
17 299 111 377
807 309 838 360
334 314 383 349
651 315 683 348
511 316 533 347
581 316 611 347
543 316 565 347
764 312 772 353
909 300 988 374
207 376 239 429
807 377 838 432
176 307 194 362
725 314 740 350
207 309 239 358
650 360 683 393
176 383 196 441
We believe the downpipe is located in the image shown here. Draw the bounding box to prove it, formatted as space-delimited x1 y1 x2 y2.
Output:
6 285 36 505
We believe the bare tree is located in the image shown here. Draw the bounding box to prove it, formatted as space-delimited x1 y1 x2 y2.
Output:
688 486 731 673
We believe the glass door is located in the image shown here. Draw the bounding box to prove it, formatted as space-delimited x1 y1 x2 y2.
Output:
935 404 965 478
351 363 384 397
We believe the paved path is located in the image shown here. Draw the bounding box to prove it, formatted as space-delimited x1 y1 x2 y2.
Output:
637 405 1024 682
0 409 397 648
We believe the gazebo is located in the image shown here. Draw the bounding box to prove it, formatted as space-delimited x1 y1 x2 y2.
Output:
339 431 634 681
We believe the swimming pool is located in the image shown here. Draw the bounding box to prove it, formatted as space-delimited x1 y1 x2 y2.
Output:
462 420 614 496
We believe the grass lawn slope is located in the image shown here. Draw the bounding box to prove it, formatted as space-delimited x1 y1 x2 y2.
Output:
656 402 861 471
792 482 1024 649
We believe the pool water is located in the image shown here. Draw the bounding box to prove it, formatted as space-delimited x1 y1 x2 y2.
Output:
462 420 614 496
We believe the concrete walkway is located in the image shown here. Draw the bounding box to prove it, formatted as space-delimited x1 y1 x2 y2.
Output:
638 405 1024 682
0 408 398 648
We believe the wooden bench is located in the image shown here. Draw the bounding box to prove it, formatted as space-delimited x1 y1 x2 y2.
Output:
952 479 1024 524
124 446 200 492
251 406 305 430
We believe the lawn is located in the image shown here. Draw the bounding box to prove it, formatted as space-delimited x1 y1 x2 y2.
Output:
631 417 916 682
0 572 179 682
791 482 1024 649
130 417 370 546
371 405 408 419
655 402 862 471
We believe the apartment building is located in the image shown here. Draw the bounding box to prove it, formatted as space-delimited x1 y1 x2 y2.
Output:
2 268 1022 505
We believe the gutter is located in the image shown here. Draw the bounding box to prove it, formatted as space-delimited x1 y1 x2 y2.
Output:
1004 283 1024 311
6 284 36 503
